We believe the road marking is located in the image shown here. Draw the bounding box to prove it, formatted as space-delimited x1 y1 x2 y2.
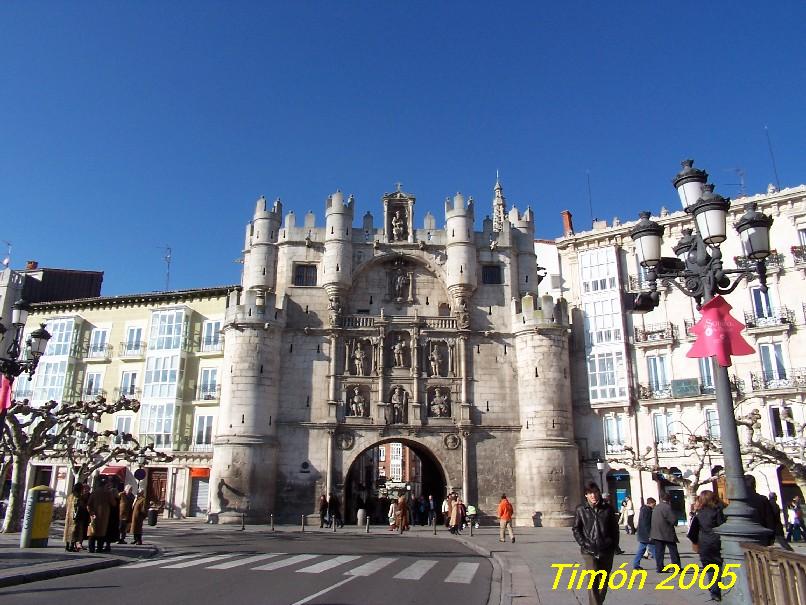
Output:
207 553 285 569
252 554 318 571
124 553 207 568
394 559 437 580
445 562 480 583
163 553 242 568
345 557 397 576
296 555 361 574
289 576 358 605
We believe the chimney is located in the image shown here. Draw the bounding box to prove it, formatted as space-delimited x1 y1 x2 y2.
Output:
25 260 39 270
560 210 574 236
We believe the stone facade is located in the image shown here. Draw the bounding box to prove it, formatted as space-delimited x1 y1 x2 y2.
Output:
210 183 580 526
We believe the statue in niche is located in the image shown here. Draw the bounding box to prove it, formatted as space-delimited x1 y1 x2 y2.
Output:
352 343 367 376
390 386 407 424
391 208 407 241
349 387 366 417
392 336 408 368
429 388 450 418
393 268 410 300
428 344 443 377
456 297 470 329
328 296 342 327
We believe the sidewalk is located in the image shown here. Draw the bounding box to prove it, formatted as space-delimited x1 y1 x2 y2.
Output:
0 523 159 588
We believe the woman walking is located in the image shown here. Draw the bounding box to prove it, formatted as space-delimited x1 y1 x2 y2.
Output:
619 496 636 535
688 490 725 603
129 489 147 545
64 484 88 552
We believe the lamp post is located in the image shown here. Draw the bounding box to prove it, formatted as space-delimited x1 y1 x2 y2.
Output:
596 458 606 491
628 160 774 605
0 300 52 430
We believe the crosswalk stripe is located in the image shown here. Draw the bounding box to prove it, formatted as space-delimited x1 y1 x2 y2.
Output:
394 559 437 580
252 554 319 571
163 553 242 568
445 562 480 584
296 555 361 574
124 553 206 569
345 557 397 577
207 553 285 569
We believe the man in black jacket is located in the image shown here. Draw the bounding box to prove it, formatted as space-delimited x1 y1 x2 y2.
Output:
631 497 656 569
572 483 620 605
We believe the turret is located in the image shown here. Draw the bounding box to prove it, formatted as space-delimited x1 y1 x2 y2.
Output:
322 190 354 297
444 192 478 303
492 175 506 233
242 196 282 292
509 205 538 297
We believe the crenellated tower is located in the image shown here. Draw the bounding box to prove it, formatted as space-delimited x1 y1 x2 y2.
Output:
444 192 478 312
242 196 282 292
509 205 538 297
322 190 354 302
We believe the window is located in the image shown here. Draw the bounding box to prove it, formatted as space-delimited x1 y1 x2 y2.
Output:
148 310 186 351
759 343 787 383
579 248 618 294
604 415 627 453
390 461 403 482
194 414 215 446
143 355 180 399
199 368 218 400
31 360 68 403
583 297 623 345
799 228 806 247
88 328 109 357
293 264 317 287
653 412 678 449
201 320 222 352
120 371 138 397
377 446 385 462
45 319 76 356
138 402 175 448
114 415 133 444
390 442 402 459
751 287 773 318
482 265 502 285
124 326 143 355
76 417 97 446
85 371 103 397
705 409 720 440
699 358 714 394
647 355 670 392
770 407 796 440
587 351 627 401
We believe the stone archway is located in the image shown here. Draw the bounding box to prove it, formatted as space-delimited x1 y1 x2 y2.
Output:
342 437 451 525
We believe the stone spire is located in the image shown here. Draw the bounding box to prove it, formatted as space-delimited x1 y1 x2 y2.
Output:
492 171 506 233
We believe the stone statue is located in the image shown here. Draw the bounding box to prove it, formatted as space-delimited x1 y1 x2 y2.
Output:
391 209 406 241
393 269 409 300
456 297 470 329
392 336 407 368
429 388 450 418
353 344 366 376
390 386 406 423
350 387 366 417
328 296 342 326
429 345 442 377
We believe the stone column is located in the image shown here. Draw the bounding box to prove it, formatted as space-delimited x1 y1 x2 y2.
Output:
461 430 471 502
411 329 420 422
459 336 468 405
375 332 386 421
329 334 338 403
326 429 335 495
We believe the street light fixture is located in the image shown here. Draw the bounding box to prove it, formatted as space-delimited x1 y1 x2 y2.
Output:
629 159 774 605
596 458 606 491
0 300 52 428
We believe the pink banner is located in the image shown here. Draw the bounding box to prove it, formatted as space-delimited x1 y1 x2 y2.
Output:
0 375 12 411
686 295 754 367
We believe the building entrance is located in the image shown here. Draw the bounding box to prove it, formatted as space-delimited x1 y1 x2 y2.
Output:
344 439 447 526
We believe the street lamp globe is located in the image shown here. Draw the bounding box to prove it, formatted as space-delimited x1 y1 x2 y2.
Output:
688 184 731 245
11 300 30 327
26 324 51 358
630 212 664 268
672 159 709 209
735 202 774 260
673 228 695 264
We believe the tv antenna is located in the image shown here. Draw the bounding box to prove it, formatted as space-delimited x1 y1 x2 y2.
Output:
586 170 595 227
1 241 10 268
724 168 746 197
158 245 172 291
764 125 782 191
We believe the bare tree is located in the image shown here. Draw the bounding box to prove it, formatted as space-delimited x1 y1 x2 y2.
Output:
1 396 171 533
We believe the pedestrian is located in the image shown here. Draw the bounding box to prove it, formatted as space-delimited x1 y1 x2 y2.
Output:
64 483 88 552
744 475 775 545
103 481 120 552
117 485 135 544
427 495 437 527
631 497 656 570
572 483 620 605
388 499 398 531
450 497 465 534
417 496 427 525
786 496 803 542
397 494 410 532
497 493 515 543
129 489 147 545
767 492 793 550
619 496 635 534
687 491 724 602
318 494 329 528
442 494 451 528
327 493 343 528
86 478 113 553
650 492 681 572
466 503 478 529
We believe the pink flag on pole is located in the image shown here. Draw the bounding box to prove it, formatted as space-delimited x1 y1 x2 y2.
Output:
686 295 755 367
0 375 12 411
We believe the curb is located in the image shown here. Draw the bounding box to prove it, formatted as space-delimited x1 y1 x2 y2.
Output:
453 535 504 605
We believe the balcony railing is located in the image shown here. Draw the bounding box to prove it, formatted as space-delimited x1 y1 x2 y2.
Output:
743 541 806 605
83 387 106 399
634 322 678 343
734 251 784 271
422 317 457 330
196 385 221 401
750 367 806 391
114 387 141 400
605 442 628 454
792 245 806 266
638 383 672 399
119 342 147 358
343 315 376 328
638 377 741 400
84 344 112 361
744 307 795 329
198 339 224 353
189 443 214 453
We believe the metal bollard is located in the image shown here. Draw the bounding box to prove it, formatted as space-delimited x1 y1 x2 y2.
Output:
365 517 370 533
332 517 337 532
301 514 305 532
469 522 473 537
270 513 275 532
433 519 437 535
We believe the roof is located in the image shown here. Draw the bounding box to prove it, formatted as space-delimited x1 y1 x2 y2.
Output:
31 284 236 312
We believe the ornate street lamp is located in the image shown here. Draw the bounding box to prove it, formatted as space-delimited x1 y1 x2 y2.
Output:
629 160 774 605
596 458 606 491
0 300 52 429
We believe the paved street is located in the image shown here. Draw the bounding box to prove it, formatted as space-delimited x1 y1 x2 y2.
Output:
0 526 492 605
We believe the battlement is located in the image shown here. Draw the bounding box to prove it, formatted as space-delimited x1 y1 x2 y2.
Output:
444 192 475 220
254 196 283 221
511 293 569 328
226 287 285 327
508 206 534 231
325 190 355 216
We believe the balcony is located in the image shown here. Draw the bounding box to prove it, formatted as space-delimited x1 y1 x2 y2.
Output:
750 368 806 391
683 319 696 340
634 322 677 346
744 307 794 331
82 387 106 400
734 251 784 272
189 443 214 453
114 387 141 401
119 342 147 359
84 344 112 362
605 442 628 455
195 385 221 402
792 245 806 266
638 383 672 400
198 339 224 354
638 377 742 400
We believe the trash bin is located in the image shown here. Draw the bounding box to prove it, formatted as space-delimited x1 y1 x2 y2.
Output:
148 507 159 526
356 508 367 527
20 486 55 548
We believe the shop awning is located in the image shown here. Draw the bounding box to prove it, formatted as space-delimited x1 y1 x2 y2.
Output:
190 467 210 478
100 466 127 479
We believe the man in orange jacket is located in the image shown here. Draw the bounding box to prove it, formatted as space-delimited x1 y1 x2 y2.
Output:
497 493 515 543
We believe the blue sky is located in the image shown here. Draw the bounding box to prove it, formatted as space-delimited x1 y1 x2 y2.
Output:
2 2 805 295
